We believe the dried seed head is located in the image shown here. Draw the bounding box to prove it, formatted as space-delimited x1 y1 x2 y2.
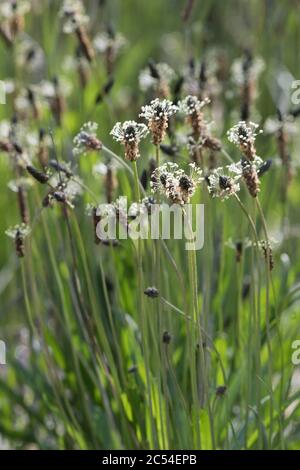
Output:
140 169 148 190
235 241 243 263
110 121 148 161
144 287 159 298
37 128 49 168
216 385 227 398
162 331 172 345
260 240 274 271
26 165 50 184
16 184 30 224
140 99 178 146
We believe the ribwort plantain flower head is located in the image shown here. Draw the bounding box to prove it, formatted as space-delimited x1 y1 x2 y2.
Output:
140 99 178 145
5 223 30 240
73 122 102 156
151 162 203 205
227 121 262 161
94 31 127 55
60 0 89 34
110 120 149 161
43 173 83 209
5 223 31 258
0 0 30 38
207 164 241 200
0 0 30 19
232 56 265 87
178 95 210 116
139 62 175 98
178 95 212 143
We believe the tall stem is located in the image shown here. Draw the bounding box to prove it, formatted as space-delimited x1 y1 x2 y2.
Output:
256 197 274 447
132 159 156 448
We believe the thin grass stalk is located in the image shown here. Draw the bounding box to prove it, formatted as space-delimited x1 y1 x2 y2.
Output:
20 261 86 446
132 160 157 448
153 144 170 448
184 208 216 449
233 194 264 447
256 197 274 447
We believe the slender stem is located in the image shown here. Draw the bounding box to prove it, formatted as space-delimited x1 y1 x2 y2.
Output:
221 148 234 164
234 194 263 447
234 195 259 247
132 159 156 448
133 160 141 202
153 145 170 447
256 197 274 447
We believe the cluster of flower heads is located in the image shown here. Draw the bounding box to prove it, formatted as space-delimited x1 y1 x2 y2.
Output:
151 162 203 205
109 98 178 161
